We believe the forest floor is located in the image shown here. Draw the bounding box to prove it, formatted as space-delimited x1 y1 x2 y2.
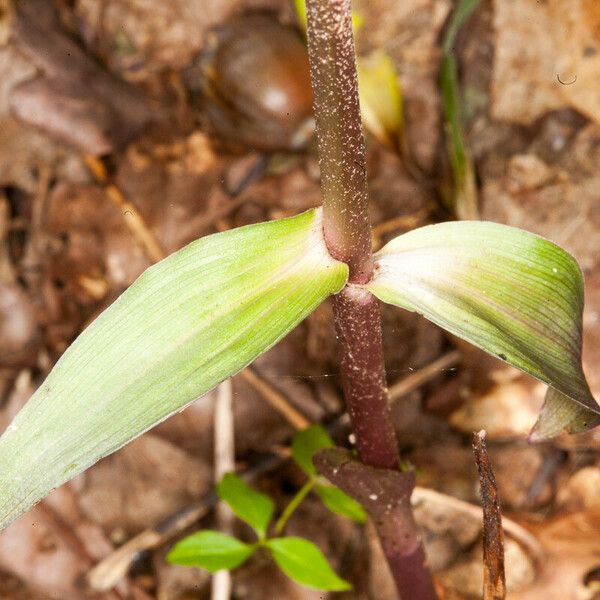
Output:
0 0 599 598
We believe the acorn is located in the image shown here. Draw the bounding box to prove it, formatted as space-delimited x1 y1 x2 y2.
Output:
195 14 315 153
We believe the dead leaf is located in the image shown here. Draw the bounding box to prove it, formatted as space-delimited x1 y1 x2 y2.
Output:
77 434 211 534
353 0 451 170
492 0 600 126
508 511 600 600
75 0 242 80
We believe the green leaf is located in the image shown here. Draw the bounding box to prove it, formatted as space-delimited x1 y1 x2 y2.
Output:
266 537 351 591
316 484 368 523
357 52 403 149
291 425 333 476
442 0 482 54
440 52 478 220
217 473 274 538
440 0 482 220
365 220 600 439
167 530 256 572
0 208 348 531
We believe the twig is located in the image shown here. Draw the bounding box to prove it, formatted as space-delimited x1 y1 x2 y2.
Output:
371 207 431 242
0 193 16 283
240 368 310 431
19 164 51 291
84 155 165 264
105 185 165 264
411 487 544 568
388 350 461 402
472 430 506 600
212 379 234 600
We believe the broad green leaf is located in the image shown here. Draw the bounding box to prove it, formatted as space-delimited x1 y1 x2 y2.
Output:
365 221 600 439
357 52 403 150
316 484 368 523
0 208 348 530
167 530 256 571
291 425 333 476
217 473 274 538
266 537 351 591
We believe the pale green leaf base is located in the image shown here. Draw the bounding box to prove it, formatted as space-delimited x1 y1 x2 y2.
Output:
366 220 600 439
0 209 347 531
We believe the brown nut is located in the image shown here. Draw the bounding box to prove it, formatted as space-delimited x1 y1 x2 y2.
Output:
196 14 314 152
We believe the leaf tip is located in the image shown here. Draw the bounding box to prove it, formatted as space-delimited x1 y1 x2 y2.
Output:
528 387 600 442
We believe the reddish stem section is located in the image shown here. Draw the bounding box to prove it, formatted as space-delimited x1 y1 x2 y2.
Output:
305 0 439 597
305 0 372 283
333 287 398 469
314 448 439 600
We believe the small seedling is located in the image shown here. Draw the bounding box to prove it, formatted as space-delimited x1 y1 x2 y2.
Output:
0 1 599 598
168 426 363 591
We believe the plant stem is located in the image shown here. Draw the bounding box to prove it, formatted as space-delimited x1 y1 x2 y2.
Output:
305 0 398 470
305 0 372 284
305 1 438 598
274 480 315 535
332 286 398 469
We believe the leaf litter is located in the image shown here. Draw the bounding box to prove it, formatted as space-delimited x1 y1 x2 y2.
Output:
0 0 600 598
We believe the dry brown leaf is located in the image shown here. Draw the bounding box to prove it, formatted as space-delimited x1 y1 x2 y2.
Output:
353 0 451 170
493 0 600 125
508 511 600 600
0 486 114 600
76 434 211 534
75 0 242 79
449 376 545 440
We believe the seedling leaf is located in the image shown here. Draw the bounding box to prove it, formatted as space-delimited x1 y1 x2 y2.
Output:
266 536 351 591
291 424 333 476
316 484 368 523
0 208 348 531
167 531 256 571
217 473 274 538
366 220 600 439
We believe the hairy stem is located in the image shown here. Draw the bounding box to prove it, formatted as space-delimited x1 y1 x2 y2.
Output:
305 0 372 284
305 1 438 598
332 286 398 469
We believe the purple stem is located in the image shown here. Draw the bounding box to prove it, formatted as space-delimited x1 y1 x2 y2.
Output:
304 0 439 598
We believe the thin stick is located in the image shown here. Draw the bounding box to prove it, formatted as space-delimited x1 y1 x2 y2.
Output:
212 379 235 600
389 350 461 402
105 185 165 264
83 155 165 263
240 368 310 431
472 430 506 600
305 1 437 597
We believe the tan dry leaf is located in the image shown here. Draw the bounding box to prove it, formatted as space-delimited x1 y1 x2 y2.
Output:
75 0 242 79
353 0 451 170
508 511 600 600
493 0 600 125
